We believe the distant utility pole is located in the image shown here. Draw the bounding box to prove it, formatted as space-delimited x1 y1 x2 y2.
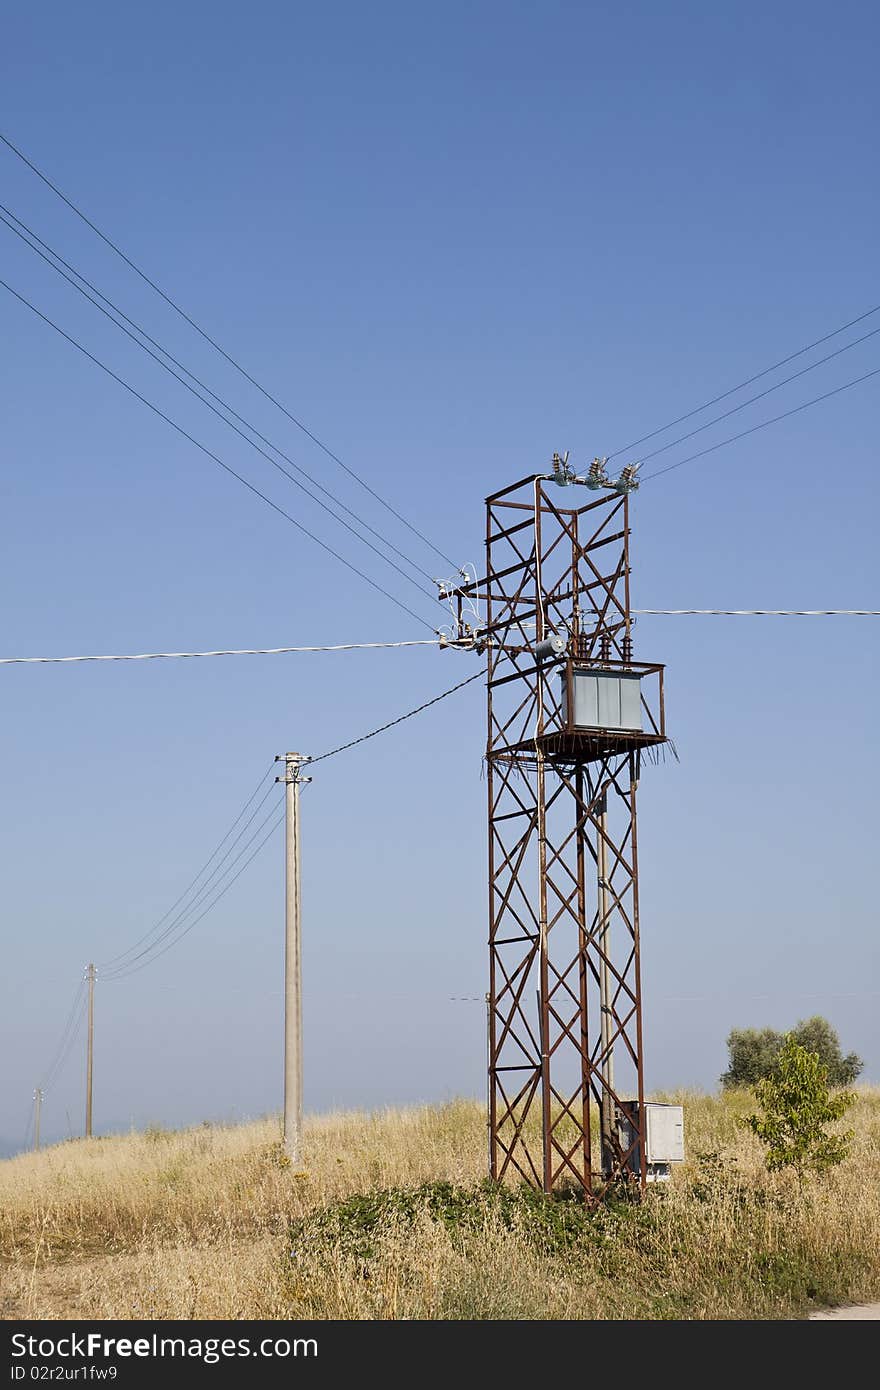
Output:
33 1087 42 1152
276 753 310 1165
85 963 95 1138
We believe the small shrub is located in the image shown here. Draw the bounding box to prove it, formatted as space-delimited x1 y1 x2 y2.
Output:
288 1179 607 1264
741 1036 855 1183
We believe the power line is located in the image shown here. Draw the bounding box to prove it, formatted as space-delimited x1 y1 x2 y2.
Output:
623 322 880 469
0 130 457 571
22 1102 34 1153
40 979 86 1092
309 665 485 765
98 765 276 972
100 666 484 980
0 225 434 609
45 1002 87 1099
607 300 880 460
4 130 873 559
4 612 879 671
0 278 438 633
103 808 286 982
0 207 438 597
38 977 87 1095
0 639 439 666
100 792 284 979
634 609 880 616
642 362 880 482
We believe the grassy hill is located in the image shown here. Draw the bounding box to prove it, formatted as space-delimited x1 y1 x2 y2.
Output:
2 1090 879 1320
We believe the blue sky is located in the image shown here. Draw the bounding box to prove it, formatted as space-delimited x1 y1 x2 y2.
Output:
2 1 878 1152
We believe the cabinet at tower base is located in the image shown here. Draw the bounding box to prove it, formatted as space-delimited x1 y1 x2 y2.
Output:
617 1102 685 1182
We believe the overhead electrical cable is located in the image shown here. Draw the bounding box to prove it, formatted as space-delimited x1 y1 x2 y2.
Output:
102 809 286 982
0 278 438 632
0 130 457 570
100 793 284 979
0 212 434 603
634 609 880 616
0 207 437 593
39 979 86 1093
620 322 880 469
98 765 276 971
37 976 87 1094
607 300 880 460
42 1003 87 1097
0 639 440 665
309 666 485 765
1 613 875 669
101 665 485 981
641 364 880 482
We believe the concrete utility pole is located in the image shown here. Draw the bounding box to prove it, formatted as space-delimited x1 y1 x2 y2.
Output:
277 753 310 1165
85 963 95 1139
33 1088 42 1152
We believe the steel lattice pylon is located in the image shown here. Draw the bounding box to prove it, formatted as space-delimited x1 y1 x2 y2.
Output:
447 471 667 1199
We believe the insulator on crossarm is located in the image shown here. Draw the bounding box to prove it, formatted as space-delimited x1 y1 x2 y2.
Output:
586 457 609 490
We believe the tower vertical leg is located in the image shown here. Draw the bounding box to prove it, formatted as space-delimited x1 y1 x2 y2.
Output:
575 767 592 1187
597 787 616 1176
629 751 647 1194
487 756 499 1182
536 752 553 1193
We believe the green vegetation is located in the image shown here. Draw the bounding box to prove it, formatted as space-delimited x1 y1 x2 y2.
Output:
2 1092 878 1320
288 1178 621 1262
742 1036 855 1182
722 1015 863 1088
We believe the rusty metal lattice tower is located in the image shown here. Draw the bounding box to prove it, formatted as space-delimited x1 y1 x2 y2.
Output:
447 463 666 1199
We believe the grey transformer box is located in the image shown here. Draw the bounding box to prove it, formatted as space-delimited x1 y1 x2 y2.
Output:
618 1102 685 1183
561 666 644 733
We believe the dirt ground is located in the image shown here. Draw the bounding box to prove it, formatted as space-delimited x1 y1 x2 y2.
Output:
809 1303 880 1320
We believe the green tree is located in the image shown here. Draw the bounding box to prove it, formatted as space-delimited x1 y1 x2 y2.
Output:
721 1027 784 1088
721 1016 862 1089
789 1016 863 1087
741 1035 855 1183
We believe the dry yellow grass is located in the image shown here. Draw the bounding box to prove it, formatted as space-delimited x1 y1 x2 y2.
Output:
1 1090 878 1320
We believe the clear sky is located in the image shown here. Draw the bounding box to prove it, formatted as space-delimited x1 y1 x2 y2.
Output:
2 1 877 1154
